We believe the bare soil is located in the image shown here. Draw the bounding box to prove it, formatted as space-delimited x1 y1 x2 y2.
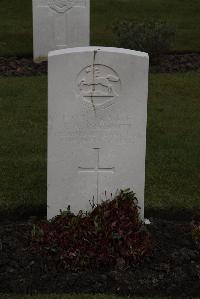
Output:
0 53 200 76
0 217 199 297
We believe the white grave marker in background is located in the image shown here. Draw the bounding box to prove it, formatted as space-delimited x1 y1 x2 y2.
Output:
32 0 90 61
48 47 149 219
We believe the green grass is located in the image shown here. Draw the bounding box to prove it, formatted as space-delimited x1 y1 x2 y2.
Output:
0 0 200 56
0 0 33 56
91 0 200 52
0 76 47 217
0 73 199 218
146 72 200 213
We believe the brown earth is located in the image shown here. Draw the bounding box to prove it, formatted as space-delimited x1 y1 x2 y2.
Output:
0 217 199 297
0 53 200 76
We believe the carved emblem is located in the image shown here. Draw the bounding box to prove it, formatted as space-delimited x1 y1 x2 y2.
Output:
49 0 74 13
76 64 121 109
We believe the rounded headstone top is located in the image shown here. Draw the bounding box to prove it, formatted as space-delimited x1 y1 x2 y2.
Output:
48 46 149 58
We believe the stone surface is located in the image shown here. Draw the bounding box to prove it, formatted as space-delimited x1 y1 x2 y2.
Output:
32 0 90 61
48 47 149 219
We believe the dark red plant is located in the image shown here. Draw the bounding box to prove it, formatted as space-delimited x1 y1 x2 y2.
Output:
191 211 200 246
31 189 153 269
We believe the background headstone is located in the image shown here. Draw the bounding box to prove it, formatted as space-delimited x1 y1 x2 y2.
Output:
48 47 149 219
32 0 90 62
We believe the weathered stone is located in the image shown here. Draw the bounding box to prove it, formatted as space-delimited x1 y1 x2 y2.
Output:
48 47 149 219
32 0 90 61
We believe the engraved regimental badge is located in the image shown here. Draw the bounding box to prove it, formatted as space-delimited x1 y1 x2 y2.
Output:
76 64 121 109
49 0 74 13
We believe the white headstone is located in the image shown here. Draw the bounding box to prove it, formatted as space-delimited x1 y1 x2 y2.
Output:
48 47 149 220
32 0 90 62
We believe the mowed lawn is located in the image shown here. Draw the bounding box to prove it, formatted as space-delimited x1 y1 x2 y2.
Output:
0 0 200 56
0 72 199 218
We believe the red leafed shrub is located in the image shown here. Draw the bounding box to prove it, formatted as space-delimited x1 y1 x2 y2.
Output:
31 189 153 269
191 211 200 249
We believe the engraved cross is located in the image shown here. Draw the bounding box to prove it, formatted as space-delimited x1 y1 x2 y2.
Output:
78 148 115 202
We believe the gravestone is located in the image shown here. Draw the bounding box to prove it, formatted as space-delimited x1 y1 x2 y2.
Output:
32 0 90 62
48 47 149 220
